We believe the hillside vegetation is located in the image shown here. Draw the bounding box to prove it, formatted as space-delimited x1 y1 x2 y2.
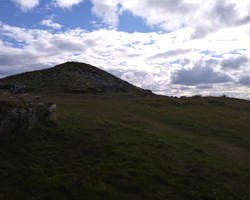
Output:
0 93 250 200
0 62 250 200
0 62 148 94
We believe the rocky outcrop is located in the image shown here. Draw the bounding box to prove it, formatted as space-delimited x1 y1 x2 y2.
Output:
0 101 56 135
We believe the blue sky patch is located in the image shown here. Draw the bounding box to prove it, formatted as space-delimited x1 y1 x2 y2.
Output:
118 10 161 33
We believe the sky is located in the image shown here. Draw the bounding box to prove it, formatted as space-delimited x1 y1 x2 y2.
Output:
0 0 250 98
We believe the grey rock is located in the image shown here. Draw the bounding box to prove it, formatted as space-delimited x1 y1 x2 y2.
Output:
0 102 56 135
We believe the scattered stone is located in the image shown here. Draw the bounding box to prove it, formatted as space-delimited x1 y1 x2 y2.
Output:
48 104 57 113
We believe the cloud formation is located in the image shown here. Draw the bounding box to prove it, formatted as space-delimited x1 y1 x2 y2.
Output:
221 56 248 70
12 0 39 11
40 19 62 29
1 0 250 99
10 0 250 40
54 0 84 8
171 62 232 86
90 0 120 28
239 76 250 86
88 0 250 39
150 49 191 60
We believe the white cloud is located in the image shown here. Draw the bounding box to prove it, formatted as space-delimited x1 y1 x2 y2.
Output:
54 0 84 8
10 0 250 39
90 0 120 28
0 20 250 98
40 19 62 29
12 0 39 11
89 0 250 38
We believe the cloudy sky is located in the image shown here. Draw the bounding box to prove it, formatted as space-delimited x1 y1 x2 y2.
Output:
0 0 250 98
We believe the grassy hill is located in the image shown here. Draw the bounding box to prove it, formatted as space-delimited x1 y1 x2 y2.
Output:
0 62 148 94
0 63 250 200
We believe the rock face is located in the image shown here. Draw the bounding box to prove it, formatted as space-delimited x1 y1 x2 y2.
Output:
0 101 56 135
0 62 151 94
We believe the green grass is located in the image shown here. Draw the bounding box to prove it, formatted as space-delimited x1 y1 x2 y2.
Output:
0 93 250 200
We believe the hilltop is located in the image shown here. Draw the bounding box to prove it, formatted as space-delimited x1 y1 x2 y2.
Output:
0 62 150 94
0 62 250 200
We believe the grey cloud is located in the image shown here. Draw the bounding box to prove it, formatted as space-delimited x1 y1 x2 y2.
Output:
107 69 125 79
0 53 39 67
239 76 250 86
213 0 250 26
192 0 250 39
213 0 238 26
120 70 164 92
0 49 53 78
145 0 194 15
192 26 214 39
32 37 92 56
146 0 250 38
180 86 190 91
0 62 51 78
171 64 232 86
206 59 219 66
127 54 142 58
53 38 85 52
84 39 96 46
221 56 248 70
0 70 13 78
196 85 213 89
121 70 148 82
238 15 250 25
181 59 190 66
0 40 88 78
115 48 127 54
150 49 191 59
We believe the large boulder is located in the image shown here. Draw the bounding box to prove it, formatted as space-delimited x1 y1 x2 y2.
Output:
0 101 56 135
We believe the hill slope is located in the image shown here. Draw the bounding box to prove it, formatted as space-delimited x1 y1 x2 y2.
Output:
0 62 148 94
0 63 250 200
